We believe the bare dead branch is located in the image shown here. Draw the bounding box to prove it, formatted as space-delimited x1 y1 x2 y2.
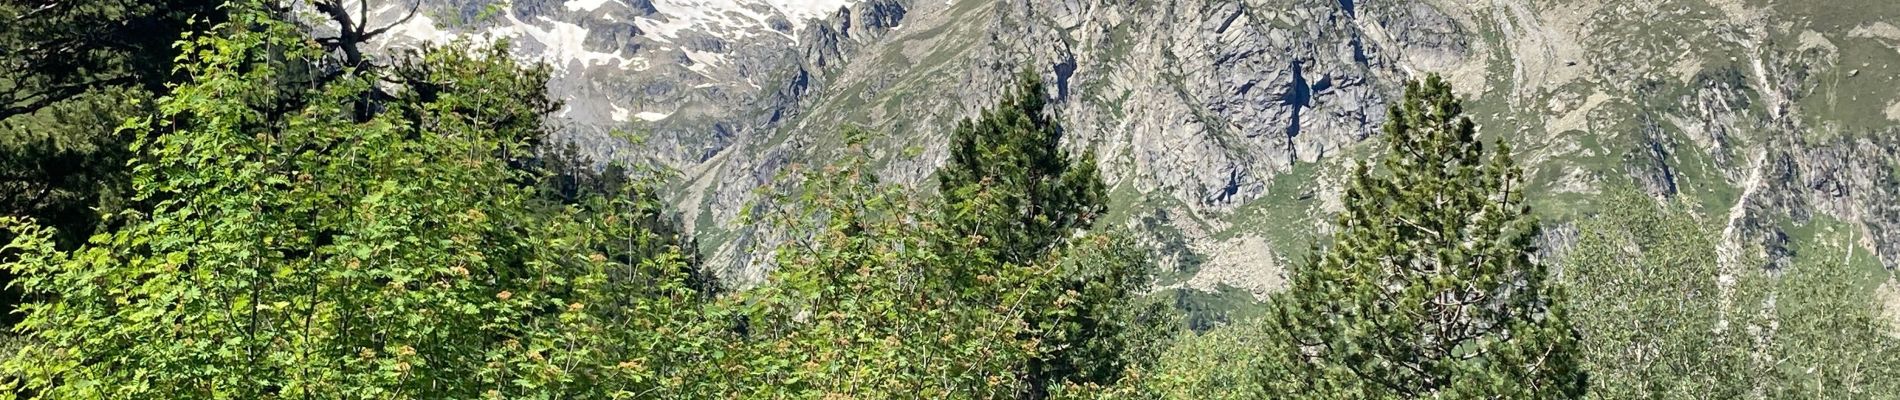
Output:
360 1 423 42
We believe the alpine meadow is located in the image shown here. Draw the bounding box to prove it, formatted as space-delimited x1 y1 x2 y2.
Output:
3 0 1899 399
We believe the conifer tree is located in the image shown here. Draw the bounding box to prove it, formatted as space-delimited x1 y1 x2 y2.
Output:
0 0 226 240
0 0 223 121
1270 75 1586 398
936 71 1106 267
933 72 1143 398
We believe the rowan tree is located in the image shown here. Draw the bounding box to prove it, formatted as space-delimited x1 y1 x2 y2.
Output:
0 4 707 397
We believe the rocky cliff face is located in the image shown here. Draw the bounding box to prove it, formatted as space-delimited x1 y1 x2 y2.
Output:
373 0 1900 294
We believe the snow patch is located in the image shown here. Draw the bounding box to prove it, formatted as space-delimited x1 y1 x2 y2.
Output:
608 105 670 123
683 49 727 67
367 0 867 86
639 0 766 40
497 14 644 73
369 4 645 72
633 17 691 43
682 48 729 76
756 0 856 26
638 0 859 40
378 13 457 45
565 0 616 12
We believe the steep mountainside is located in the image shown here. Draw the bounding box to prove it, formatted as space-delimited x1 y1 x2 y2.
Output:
372 0 1900 295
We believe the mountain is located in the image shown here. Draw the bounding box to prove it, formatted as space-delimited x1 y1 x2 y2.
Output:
366 0 1900 296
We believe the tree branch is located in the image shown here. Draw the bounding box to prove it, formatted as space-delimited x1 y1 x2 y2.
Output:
0 75 138 121
312 0 367 68
360 1 423 43
9 2 59 23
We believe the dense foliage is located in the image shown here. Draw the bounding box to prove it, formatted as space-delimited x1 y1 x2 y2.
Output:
1762 250 1900 398
1565 186 1900 399
1 0 231 328
0 5 1155 396
692 77 1157 397
1 2 1896 399
0 3 711 397
1563 186 1763 398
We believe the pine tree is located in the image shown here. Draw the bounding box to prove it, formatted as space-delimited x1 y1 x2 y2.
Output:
0 0 224 121
932 72 1153 398
0 0 226 241
936 71 1106 267
1270 75 1586 399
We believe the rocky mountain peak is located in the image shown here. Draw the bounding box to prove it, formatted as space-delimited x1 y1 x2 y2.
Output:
378 0 1900 293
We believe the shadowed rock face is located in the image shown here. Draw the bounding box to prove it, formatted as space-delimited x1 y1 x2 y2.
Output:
375 0 1900 290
